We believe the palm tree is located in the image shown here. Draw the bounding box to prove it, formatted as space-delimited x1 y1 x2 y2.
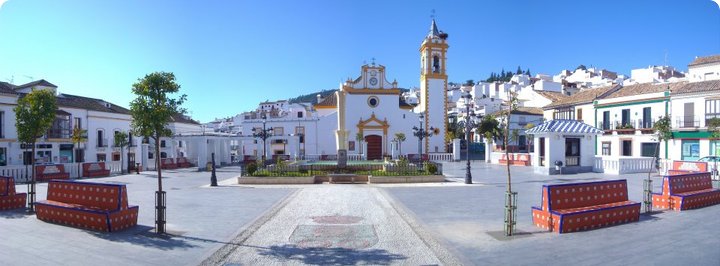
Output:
71 127 88 163
355 132 364 156
394 133 406 155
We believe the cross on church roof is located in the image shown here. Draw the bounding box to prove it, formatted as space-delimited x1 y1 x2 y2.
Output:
431 9 435 19
371 57 376 66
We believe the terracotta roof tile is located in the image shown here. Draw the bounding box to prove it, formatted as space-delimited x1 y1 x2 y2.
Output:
604 82 681 99
544 85 620 109
314 93 337 107
688 55 720 67
535 91 568 102
671 80 720 95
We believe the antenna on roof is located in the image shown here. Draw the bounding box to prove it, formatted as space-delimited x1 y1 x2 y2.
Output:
23 75 34 81
5 75 13 84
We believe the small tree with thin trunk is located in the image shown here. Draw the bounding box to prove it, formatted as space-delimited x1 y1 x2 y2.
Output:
394 132 406 155
114 131 129 174
503 92 519 236
707 117 720 178
644 115 672 212
15 89 58 211
71 127 87 163
129 72 186 233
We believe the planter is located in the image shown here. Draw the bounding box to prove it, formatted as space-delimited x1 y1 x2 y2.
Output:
237 176 316 184
368 175 445 183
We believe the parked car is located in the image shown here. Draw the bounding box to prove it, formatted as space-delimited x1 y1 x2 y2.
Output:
698 156 720 177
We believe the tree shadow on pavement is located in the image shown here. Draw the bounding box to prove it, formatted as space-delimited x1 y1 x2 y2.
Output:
86 225 200 251
256 244 407 265
0 209 33 219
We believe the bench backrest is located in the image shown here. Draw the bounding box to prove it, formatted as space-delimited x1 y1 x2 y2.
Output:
0 176 16 196
663 172 712 195
82 162 107 173
542 179 629 211
46 180 129 211
162 158 175 165
516 154 530 161
36 164 66 176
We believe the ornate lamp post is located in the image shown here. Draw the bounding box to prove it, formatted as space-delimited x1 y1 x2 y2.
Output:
462 93 479 184
413 113 436 161
252 114 273 165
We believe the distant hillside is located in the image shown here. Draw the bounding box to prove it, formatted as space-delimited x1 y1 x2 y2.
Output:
288 89 337 104
287 88 411 104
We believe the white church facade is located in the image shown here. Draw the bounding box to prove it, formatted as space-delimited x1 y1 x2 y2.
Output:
241 20 450 160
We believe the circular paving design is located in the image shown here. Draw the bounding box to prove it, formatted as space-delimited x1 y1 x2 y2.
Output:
311 215 363 224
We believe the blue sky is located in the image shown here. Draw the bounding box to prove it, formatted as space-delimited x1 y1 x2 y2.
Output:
0 1 718 122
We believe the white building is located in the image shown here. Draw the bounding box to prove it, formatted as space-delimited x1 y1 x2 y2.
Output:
0 79 206 171
687 55 720 82
628 65 685 84
239 19 450 160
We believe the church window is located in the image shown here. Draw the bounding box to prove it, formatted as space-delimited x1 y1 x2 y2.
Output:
367 96 379 108
432 55 440 73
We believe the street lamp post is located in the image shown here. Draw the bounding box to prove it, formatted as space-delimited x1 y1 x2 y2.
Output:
413 113 436 161
462 94 480 184
252 114 273 165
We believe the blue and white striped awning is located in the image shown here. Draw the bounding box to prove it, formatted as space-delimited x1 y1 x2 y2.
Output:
526 119 603 135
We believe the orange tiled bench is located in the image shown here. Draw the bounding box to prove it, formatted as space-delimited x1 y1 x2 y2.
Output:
35 180 139 232
0 176 26 210
499 153 512 165
35 164 70 181
176 157 191 168
513 154 531 166
160 158 177 169
82 162 110 178
532 179 640 233
652 171 720 211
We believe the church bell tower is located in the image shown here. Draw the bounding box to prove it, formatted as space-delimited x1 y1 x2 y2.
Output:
419 19 449 153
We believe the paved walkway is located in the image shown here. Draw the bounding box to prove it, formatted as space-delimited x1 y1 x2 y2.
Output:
0 167 293 266
204 186 460 265
385 161 720 265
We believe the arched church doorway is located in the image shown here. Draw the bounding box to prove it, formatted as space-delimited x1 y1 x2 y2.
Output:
365 135 382 160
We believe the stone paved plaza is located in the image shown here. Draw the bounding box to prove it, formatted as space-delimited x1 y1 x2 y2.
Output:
1 163 719 265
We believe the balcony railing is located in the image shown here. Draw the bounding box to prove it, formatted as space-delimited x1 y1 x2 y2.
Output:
565 156 580 166
46 128 71 139
97 138 108 148
676 115 700 128
637 119 654 129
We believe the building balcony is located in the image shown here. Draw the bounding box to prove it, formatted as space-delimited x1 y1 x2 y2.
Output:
46 128 71 139
675 115 700 129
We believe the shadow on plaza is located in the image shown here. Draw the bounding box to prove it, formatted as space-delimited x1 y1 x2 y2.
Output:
85 225 200 250
255 244 407 265
0 209 33 219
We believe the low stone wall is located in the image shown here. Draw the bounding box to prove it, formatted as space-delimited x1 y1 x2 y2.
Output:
237 176 316 184
368 175 445 184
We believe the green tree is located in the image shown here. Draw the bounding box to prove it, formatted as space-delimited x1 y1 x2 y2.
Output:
394 132 406 155
525 68 531 76
464 79 475 86
71 127 87 163
511 129 520 147
516 66 522 75
129 72 186 234
113 131 129 174
15 89 58 211
524 123 536 154
708 117 720 140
